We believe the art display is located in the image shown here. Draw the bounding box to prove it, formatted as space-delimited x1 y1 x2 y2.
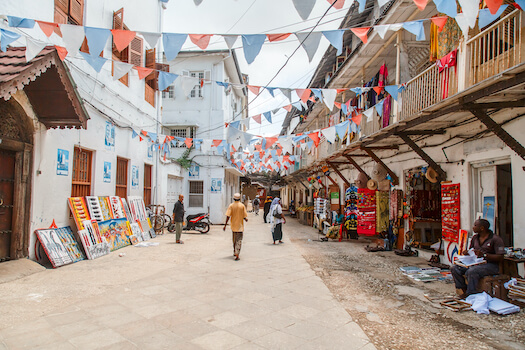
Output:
105 121 115 149
68 197 90 230
85 196 104 221
131 166 139 188
98 218 131 251
128 196 147 221
147 218 156 238
103 161 111 183
35 226 84 268
139 219 152 241
376 191 390 233
56 149 69 176
121 198 132 220
441 183 460 243
109 196 126 219
79 220 110 259
211 178 222 192
128 222 143 243
357 189 376 236
98 196 113 221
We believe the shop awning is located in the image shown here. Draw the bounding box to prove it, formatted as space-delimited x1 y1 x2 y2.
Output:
0 47 89 129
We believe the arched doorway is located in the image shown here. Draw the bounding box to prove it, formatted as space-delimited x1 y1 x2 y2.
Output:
0 98 34 261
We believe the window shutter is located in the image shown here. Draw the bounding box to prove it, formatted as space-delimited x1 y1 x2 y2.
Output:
69 0 84 25
129 36 143 67
156 63 170 91
54 7 68 24
56 0 68 14
145 48 156 69
113 8 124 30
204 70 211 84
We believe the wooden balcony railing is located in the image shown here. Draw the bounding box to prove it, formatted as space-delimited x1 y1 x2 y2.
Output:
398 63 458 120
466 9 522 87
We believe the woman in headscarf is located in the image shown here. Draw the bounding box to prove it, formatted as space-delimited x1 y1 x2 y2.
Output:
263 196 272 223
268 197 286 244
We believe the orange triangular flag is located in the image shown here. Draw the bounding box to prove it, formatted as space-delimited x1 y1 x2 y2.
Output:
212 139 222 147
260 151 265 158
283 104 292 112
135 66 154 80
185 138 193 148
334 102 341 109
189 34 212 50
111 29 136 52
327 0 345 10
373 86 382 95
267 33 292 42
350 27 370 44
255 144 262 151
141 130 148 136
253 114 262 124
352 114 362 126
431 16 448 32
37 20 58 37
139 136 143 142
486 0 504 14
276 148 282 156
296 89 311 104
412 0 428 11
336 88 346 93
308 132 320 147
55 45 68 61
247 85 260 95
265 137 277 148
309 96 316 102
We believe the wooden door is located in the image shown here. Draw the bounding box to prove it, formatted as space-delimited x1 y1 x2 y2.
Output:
0 151 15 261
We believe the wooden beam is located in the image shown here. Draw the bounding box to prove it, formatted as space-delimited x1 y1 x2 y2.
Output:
326 173 338 187
466 99 525 110
360 146 399 185
344 155 370 180
402 130 446 135
468 108 525 161
327 162 351 187
461 70 525 105
397 133 447 180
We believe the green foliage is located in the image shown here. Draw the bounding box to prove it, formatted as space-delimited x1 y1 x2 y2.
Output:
175 146 194 169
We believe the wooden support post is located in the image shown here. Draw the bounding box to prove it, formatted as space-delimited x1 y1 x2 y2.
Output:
326 174 338 187
397 133 447 180
360 147 399 185
469 108 525 161
327 162 351 187
344 155 370 180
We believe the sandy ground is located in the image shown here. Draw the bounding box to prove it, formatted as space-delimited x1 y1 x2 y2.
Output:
284 217 525 350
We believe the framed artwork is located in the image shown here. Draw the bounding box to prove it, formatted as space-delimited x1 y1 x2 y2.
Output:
56 149 69 176
483 196 496 231
103 161 111 183
105 121 115 149
79 220 110 260
132 166 139 188
211 178 222 193
35 226 84 268
98 218 131 251
189 164 200 177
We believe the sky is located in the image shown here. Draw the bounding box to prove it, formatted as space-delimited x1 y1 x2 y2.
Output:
162 0 352 136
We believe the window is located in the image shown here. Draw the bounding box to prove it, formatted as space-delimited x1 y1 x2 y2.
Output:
189 181 204 207
170 127 196 147
54 0 83 26
190 71 204 98
71 146 92 197
111 8 143 86
115 157 128 198
162 85 175 99
144 164 152 206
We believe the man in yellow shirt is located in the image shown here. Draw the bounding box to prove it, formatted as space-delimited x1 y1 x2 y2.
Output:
223 193 248 260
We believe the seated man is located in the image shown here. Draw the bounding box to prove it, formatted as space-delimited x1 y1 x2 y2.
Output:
451 219 504 299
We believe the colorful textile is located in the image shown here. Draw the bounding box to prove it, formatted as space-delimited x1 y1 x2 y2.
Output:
376 191 390 233
233 231 243 256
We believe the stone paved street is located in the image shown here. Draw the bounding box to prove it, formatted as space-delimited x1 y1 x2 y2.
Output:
0 212 375 350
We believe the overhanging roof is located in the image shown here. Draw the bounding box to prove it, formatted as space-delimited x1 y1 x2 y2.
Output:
0 46 89 129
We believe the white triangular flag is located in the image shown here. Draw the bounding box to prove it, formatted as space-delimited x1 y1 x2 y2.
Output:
280 88 292 102
363 107 375 122
292 0 316 20
374 25 390 39
454 13 470 36
113 61 134 80
223 35 238 50
140 32 161 49
322 89 337 110
295 32 322 62
201 139 212 153
25 37 46 62
181 76 199 97
378 0 390 6
321 126 336 144
60 24 85 57
458 0 479 28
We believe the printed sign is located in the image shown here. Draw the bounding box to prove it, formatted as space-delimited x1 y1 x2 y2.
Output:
56 149 69 176
105 121 115 149
211 178 222 193
132 166 139 188
103 161 111 183
189 164 200 177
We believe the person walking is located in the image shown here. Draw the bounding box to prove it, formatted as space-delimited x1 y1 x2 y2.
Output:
253 197 260 215
263 196 272 223
172 194 185 244
268 197 285 244
223 193 248 260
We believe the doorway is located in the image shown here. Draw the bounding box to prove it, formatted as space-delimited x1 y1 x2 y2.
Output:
0 150 15 261
473 162 513 246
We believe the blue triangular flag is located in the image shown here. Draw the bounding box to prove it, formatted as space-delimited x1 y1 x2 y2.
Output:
375 100 385 117
341 103 348 115
217 144 224 154
266 87 277 97
84 27 111 56
270 149 277 159
322 30 345 55
311 89 323 101
261 138 266 149
132 129 138 139
149 132 158 142
403 21 425 41
350 87 362 95
516 0 525 10
263 112 272 123
229 120 241 129
335 120 349 139
241 34 266 64
350 121 357 133
79 52 107 72
158 71 178 91
0 29 21 52
384 85 400 101
434 0 457 18
163 33 187 61
7 16 35 29
479 5 508 29
306 140 313 149
357 0 366 13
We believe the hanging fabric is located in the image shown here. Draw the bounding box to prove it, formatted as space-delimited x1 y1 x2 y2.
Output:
436 48 458 98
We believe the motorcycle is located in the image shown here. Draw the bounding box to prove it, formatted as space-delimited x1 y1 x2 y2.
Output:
168 213 211 234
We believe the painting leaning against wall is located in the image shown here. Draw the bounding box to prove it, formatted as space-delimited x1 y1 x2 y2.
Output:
98 218 132 251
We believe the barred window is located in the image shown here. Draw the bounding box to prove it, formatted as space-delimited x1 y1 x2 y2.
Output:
170 127 196 148
162 85 175 99
71 147 92 197
189 181 203 208
115 157 128 198
144 164 152 206
190 72 204 98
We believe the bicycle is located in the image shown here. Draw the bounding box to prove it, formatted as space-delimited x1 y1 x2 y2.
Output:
146 205 172 233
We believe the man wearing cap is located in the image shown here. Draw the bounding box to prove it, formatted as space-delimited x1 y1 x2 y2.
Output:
223 193 248 260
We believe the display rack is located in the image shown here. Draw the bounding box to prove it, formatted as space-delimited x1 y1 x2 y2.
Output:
441 183 460 242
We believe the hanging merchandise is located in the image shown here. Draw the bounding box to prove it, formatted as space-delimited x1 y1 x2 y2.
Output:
357 188 376 236
441 183 460 242
344 186 359 239
376 191 390 233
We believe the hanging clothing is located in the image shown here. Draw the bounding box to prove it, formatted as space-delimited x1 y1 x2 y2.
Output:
430 19 439 62
436 48 458 98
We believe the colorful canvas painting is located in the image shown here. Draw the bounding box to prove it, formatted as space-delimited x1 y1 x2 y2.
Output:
98 196 113 220
55 226 85 262
68 197 90 230
128 221 143 243
35 226 84 268
109 196 126 219
56 149 69 176
79 220 110 260
86 196 104 221
98 218 131 251
139 219 151 240
121 198 132 220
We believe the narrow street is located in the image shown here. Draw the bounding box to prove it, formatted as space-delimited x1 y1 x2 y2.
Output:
0 212 374 350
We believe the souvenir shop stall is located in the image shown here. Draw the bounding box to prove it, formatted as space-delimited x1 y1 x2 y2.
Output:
34 196 156 268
